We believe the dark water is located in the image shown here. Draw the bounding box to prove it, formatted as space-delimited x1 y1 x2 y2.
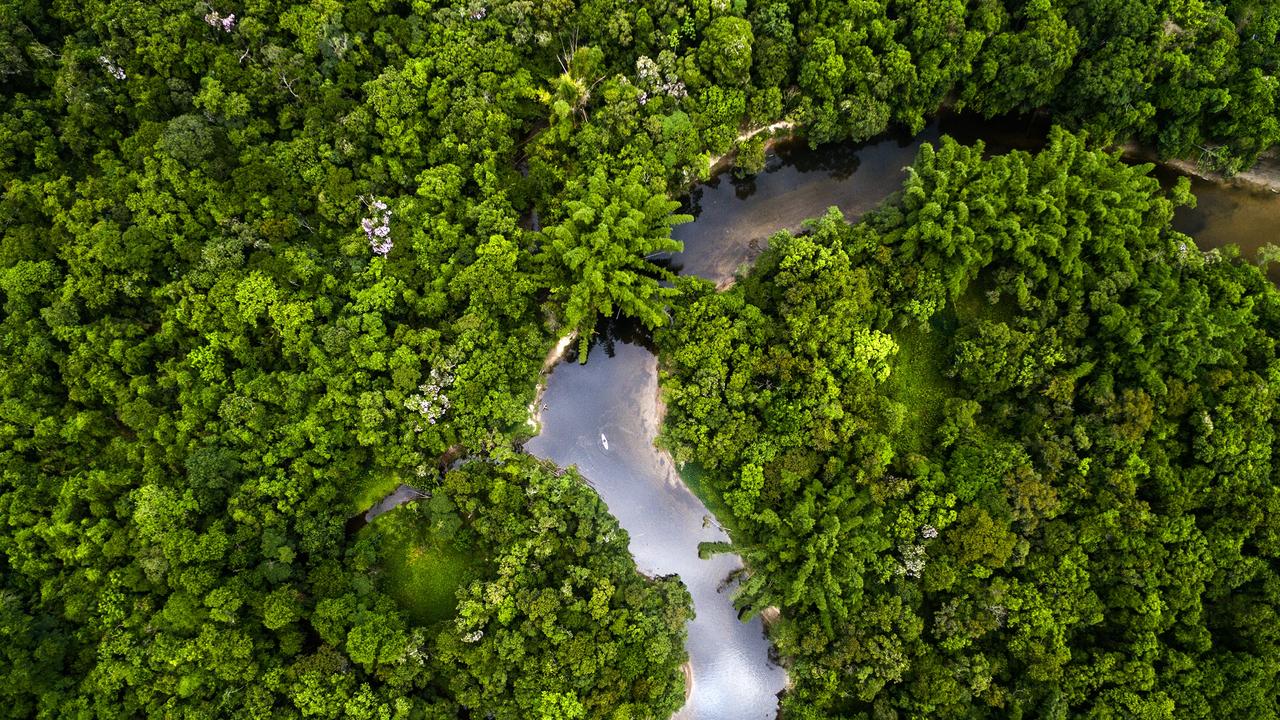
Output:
665 112 1279 286
666 112 1051 283
365 484 428 521
526 114 1275 720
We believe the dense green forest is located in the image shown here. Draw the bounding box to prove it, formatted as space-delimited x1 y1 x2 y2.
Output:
659 131 1280 717
2 0 1280 717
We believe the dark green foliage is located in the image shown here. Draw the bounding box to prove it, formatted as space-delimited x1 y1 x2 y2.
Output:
368 457 691 720
3 0 1280 716
540 165 689 357
447 459 690 719
750 0 1280 169
0 1 703 715
659 131 1280 718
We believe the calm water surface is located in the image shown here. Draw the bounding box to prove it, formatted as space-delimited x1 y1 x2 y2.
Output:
667 113 1050 282
1163 171 1280 277
526 114 1275 720
526 323 785 720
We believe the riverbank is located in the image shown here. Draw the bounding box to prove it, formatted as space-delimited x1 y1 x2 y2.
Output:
1121 143 1280 194
526 332 787 720
526 331 577 432
707 121 799 178
523 116 1279 720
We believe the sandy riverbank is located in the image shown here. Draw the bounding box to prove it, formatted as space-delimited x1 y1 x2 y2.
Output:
1121 143 1280 194
707 121 799 177
526 332 578 432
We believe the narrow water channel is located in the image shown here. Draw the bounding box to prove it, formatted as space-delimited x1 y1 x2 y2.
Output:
524 119 991 720
526 322 785 720
523 113 1276 720
666 112 1050 282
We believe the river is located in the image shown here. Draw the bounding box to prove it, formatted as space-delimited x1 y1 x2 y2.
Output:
1161 169 1280 281
524 113 1278 720
525 321 784 720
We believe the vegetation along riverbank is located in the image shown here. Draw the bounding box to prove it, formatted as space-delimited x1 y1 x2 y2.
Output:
3 1 1280 718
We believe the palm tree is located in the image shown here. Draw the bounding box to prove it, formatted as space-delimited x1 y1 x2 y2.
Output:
541 165 690 359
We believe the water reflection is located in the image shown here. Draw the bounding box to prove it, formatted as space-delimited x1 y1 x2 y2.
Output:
527 318 787 720
668 111 1271 287
528 112 1275 720
1158 169 1280 281
666 113 1052 283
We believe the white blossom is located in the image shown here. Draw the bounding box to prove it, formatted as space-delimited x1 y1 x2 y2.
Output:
635 55 686 100
360 196 394 256
98 56 126 80
204 10 237 32
895 543 928 578
985 603 1008 627
405 366 454 427
636 56 660 84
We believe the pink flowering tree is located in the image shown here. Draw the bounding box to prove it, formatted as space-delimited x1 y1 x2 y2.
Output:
360 197 393 257
204 7 237 32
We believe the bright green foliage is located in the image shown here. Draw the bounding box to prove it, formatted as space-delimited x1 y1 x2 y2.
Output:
0 1 705 715
376 502 480 626
883 321 953 454
700 16 755 86
3 0 1280 716
542 166 689 356
362 457 690 720
429 458 691 720
660 130 1280 717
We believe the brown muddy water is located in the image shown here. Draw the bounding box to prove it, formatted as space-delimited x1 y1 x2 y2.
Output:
665 112 1275 286
1163 170 1280 279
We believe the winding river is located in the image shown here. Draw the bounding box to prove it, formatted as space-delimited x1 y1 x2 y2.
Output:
525 323 783 720
524 112 1278 720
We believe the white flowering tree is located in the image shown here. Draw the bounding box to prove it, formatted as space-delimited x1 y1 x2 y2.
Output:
360 197 393 256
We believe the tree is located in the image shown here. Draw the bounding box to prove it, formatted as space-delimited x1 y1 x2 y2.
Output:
540 165 689 357
699 16 754 86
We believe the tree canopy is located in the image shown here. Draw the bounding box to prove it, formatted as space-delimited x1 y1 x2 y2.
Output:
3 0 1280 716
658 130 1280 718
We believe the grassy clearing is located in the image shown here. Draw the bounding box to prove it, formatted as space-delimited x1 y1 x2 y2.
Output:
372 511 481 626
676 461 743 539
887 279 1019 453
952 281 1017 326
347 473 403 516
886 319 954 455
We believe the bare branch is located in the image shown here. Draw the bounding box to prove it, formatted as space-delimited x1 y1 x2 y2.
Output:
280 72 299 99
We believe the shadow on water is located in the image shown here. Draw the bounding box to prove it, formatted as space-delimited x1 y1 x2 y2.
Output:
666 111 1053 283
668 109 1272 286
529 110 1276 720
1153 166 1280 282
568 315 657 362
